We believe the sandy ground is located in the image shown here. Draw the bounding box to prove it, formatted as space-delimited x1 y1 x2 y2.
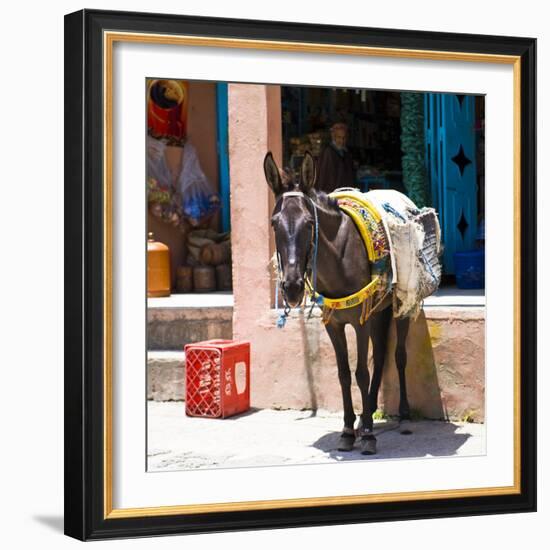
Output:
147 402 486 472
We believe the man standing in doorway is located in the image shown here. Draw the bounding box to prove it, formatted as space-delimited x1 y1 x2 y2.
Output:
315 122 355 193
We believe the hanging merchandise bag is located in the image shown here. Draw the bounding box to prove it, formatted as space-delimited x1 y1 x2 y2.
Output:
179 142 220 227
146 136 184 228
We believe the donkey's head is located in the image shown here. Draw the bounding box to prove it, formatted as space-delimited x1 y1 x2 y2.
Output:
264 151 317 308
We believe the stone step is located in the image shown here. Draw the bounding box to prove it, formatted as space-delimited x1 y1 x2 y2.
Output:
147 306 232 350
147 351 186 401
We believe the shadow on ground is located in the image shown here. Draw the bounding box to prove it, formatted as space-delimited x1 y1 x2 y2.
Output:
312 420 475 461
216 407 263 421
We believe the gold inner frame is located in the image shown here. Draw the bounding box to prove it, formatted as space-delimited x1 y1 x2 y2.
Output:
103 30 522 519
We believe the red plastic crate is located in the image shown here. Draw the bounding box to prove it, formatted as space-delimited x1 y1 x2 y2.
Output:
184 339 250 418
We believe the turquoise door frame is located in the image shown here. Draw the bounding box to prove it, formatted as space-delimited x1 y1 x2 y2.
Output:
425 93 478 274
216 83 231 233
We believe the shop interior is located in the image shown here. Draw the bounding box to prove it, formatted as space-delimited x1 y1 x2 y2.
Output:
282 86 406 193
146 80 485 304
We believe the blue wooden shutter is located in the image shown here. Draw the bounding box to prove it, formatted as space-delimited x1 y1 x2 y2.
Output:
425 93 477 274
216 83 231 233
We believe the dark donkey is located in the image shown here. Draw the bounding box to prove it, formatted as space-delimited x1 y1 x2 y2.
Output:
265 151 413 455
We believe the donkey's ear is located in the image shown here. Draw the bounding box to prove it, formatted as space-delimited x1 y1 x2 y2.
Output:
264 152 284 196
300 151 316 193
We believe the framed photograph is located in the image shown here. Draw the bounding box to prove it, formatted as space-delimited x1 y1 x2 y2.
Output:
64 9 536 540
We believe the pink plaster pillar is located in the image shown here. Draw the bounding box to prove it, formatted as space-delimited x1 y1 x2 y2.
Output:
227 83 324 410
228 84 272 324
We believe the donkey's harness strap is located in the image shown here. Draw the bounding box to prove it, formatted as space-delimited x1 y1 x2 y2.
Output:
310 276 380 310
307 276 381 325
281 191 306 197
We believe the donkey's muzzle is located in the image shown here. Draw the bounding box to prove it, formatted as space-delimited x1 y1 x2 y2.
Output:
282 279 305 307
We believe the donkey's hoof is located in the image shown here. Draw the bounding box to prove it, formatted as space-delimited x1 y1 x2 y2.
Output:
360 437 377 455
337 431 356 452
399 419 413 435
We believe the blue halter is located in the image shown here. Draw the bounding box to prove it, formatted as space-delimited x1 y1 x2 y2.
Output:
274 191 321 328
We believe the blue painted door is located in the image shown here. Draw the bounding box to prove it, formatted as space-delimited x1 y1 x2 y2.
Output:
216 83 231 233
425 93 477 274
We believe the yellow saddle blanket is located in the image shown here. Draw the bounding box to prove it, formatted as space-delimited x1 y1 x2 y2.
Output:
329 189 392 268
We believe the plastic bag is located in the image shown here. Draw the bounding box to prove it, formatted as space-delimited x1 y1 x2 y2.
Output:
178 142 220 227
146 136 184 228
146 136 220 228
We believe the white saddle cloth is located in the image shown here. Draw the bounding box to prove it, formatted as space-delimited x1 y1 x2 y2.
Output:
365 189 442 319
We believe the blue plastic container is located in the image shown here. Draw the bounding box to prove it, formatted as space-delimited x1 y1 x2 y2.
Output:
453 249 485 289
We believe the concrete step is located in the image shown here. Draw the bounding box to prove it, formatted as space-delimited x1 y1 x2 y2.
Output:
147 351 186 401
147 306 232 350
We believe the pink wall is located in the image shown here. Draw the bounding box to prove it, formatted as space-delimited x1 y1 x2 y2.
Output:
228 83 485 422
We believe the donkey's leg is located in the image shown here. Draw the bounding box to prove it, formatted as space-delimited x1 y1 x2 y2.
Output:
368 307 392 415
354 322 377 455
354 322 371 425
395 317 412 434
325 321 356 451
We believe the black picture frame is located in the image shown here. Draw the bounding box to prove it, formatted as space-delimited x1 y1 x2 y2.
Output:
64 8 537 541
